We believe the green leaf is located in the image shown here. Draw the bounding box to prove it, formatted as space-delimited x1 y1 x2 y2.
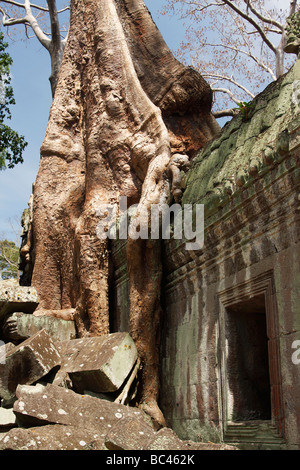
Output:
0 239 19 280
0 32 27 170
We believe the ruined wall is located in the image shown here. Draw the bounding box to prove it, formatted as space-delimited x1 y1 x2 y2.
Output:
112 59 300 449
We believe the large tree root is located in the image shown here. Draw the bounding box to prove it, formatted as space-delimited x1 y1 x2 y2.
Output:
31 0 220 427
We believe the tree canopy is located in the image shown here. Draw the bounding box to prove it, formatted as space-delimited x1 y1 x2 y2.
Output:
0 31 27 169
0 238 19 279
2 1 298 118
161 0 299 117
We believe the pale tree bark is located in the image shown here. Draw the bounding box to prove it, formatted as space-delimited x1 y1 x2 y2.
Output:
0 0 69 96
31 0 219 427
47 0 65 96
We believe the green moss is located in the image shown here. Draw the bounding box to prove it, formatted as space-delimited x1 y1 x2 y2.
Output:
182 61 297 215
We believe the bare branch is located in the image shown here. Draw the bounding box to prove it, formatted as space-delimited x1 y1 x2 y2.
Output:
0 0 68 13
47 0 61 47
1 251 18 268
213 108 240 118
0 8 29 26
222 0 276 53
212 87 241 105
0 243 19 269
57 6 69 14
204 42 277 80
203 73 255 98
243 0 283 31
21 0 51 49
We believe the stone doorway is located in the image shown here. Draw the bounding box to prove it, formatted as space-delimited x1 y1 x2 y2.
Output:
218 272 285 448
225 294 271 422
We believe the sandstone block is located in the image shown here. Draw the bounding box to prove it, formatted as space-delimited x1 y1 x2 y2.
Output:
105 421 237 451
0 425 107 450
54 332 138 393
0 280 39 322
145 427 236 450
0 342 14 364
13 383 153 431
0 329 61 401
3 312 76 343
0 407 17 429
105 416 156 450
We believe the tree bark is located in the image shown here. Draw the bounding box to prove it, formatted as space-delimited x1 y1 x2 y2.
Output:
31 0 219 427
47 0 65 97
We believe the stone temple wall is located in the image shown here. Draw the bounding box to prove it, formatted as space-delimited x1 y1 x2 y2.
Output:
111 59 300 449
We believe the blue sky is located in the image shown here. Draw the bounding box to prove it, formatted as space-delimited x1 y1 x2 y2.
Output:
0 0 186 241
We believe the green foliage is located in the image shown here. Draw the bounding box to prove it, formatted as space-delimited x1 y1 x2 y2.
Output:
0 32 27 170
0 239 19 280
236 101 255 121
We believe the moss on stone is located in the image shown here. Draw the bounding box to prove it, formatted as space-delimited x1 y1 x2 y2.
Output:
183 60 299 218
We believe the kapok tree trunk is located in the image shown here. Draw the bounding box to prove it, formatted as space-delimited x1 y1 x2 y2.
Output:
31 0 219 427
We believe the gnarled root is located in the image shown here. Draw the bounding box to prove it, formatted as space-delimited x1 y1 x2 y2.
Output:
168 153 190 202
33 308 75 321
140 400 167 430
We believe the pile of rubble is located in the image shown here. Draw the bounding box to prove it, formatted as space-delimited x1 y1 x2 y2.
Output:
0 281 234 451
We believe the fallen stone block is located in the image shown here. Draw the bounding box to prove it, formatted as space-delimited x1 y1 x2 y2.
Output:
105 423 236 451
144 427 236 450
0 341 14 365
0 280 39 322
105 416 157 450
0 407 17 429
54 332 138 393
13 383 153 431
0 424 107 450
0 329 61 401
2 312 76 343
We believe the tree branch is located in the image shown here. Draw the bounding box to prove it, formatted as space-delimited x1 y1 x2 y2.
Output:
289 0 298 15
243 0 283 31
212 87 241 105
21 0 51 49
203 72 255 98
203 42 277 80
47 0 61 49
222 0 276 53
0 7 29 26
0 0 69 13
0 246 18 269
213 108 240 118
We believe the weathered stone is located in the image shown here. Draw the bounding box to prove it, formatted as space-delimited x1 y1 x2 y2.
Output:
0 329 61 401
0 280 39 322
0 405 17 442
13 383 153 430
105 421 236 451
0 341 14 364
0 425 107 450
54 332 138 393
6 383 237 450
0 407 17 429
145 428 236 451
111 57 300 448
284 12 300 55
105 416 156 450
0 419 236 451
3 312 76 343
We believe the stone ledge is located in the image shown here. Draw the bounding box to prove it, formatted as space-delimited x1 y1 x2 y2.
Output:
0 280 39 322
